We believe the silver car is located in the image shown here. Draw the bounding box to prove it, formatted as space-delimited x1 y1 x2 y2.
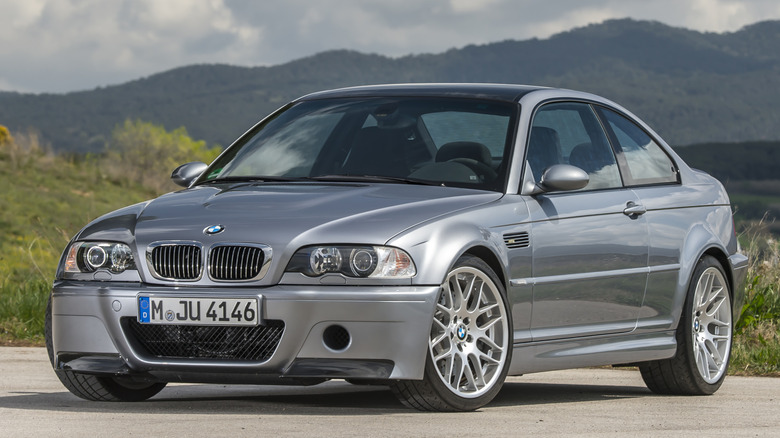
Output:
47 84 748 411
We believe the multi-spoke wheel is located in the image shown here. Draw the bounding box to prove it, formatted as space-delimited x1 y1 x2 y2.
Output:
639 255 733 394
390 255 511 411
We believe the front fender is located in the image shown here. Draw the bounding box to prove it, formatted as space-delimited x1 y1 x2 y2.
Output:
391 219 508 287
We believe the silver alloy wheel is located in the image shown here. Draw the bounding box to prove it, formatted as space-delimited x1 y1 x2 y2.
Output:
691 266 732 384
429 266 509 398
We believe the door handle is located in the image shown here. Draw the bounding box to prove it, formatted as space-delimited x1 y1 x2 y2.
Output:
623 201 647 217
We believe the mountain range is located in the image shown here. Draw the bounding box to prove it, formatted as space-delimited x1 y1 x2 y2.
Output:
2 18 780 153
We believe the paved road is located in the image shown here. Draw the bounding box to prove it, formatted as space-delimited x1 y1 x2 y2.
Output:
1 347 778 437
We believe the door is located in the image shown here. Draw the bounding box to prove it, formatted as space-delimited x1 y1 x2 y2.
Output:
524 102 649 341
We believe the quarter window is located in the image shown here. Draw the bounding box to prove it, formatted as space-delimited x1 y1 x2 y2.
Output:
598 108 678 185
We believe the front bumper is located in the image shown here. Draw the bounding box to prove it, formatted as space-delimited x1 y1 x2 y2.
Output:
51 281 439 382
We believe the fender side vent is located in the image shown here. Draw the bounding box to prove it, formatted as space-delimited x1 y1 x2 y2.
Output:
504 232 530 249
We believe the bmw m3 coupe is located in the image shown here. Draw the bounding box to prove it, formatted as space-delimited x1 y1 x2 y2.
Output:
47 84 748 411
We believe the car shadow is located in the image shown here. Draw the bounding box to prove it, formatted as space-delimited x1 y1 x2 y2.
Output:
0 379 651 416
492 381 650 407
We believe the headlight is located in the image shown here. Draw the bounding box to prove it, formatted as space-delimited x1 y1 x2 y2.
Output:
287 245 416 278
64 242 136 274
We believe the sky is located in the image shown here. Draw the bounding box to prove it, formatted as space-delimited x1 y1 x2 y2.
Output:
2 0 780 94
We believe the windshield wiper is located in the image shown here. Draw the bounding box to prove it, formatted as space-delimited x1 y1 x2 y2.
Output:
305 175 441 186
195 176 300 185
197 174 441 186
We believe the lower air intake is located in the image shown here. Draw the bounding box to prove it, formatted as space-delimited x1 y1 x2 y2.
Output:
123 318 285 361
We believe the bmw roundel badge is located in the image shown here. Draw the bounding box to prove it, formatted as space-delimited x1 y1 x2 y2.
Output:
203 224 225 235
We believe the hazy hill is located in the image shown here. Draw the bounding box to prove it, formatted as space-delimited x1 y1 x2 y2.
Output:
2 18 780 153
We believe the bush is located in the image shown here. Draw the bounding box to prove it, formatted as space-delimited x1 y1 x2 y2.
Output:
731 228 780 376
103 119 221 192
0 124 13 145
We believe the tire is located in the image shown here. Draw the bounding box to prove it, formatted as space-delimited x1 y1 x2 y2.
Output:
45 297 167 402
639 255 733 395
390 255 512 411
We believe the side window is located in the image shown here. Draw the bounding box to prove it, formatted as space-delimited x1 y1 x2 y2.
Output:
527 102 622 190
598 108 678 185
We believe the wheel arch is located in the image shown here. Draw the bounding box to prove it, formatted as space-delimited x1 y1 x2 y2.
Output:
463 245 508 290
674 224 734 329
701 247 734 297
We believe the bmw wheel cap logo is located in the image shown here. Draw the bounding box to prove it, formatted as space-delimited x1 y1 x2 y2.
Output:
457 325 467 340
204 224 225 235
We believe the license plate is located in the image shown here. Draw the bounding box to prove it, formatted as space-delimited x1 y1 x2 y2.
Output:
138 296 260 326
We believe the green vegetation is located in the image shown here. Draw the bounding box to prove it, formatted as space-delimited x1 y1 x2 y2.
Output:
0 122 216 344
732 228 780 376
105 120 221 192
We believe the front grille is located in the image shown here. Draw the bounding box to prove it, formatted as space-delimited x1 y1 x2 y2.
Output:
148 244 202 280
504 232 530 249
210 245 266 281
123 318 285 361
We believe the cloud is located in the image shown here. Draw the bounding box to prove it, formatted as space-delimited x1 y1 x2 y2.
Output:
2 0 780 93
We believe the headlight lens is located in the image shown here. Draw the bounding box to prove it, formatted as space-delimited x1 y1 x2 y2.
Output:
287 245 416 278
64 242 136 274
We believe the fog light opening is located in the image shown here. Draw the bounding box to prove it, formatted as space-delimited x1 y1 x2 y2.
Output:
322 325 351 352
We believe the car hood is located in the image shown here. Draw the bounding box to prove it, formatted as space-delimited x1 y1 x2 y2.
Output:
118 182 500 277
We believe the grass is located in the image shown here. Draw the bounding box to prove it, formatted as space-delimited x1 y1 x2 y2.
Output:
0 135 158 344
0 279 49 345
1 137 779 377
730 228 780 376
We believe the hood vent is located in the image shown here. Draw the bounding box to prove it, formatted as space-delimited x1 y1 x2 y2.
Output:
503 232 530 249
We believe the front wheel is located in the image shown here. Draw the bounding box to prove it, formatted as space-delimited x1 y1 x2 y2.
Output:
639 255 733 394
45 297 167 401
390 255 512 411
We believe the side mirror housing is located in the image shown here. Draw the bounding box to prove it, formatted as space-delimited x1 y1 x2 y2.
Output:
527 164 589 195
171 161 208 187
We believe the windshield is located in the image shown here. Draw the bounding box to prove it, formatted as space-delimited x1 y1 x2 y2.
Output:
197 97 517 192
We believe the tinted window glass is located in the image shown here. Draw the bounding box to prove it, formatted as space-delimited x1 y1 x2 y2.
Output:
198 98 516 192
599 108 678 185
226 112 343 177
528 102 622 190
422 112 510 156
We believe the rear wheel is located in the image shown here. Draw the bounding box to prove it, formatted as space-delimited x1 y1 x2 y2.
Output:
390 255 512 411
639 256 732 394
45 298 167 401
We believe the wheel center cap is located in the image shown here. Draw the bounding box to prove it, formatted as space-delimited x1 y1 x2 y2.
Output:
693 319 700 332
456 324 468 341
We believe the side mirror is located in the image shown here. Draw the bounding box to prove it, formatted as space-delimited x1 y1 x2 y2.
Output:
171 161 208 187
528 164 589 195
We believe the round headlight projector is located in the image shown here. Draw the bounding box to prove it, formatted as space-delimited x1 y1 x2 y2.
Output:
86 245 108 270
350 249 377 275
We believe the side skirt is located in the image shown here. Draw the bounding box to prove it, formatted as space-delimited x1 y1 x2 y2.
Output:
508 330 677 375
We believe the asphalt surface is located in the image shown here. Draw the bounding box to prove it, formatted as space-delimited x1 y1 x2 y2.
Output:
1 347 778 437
